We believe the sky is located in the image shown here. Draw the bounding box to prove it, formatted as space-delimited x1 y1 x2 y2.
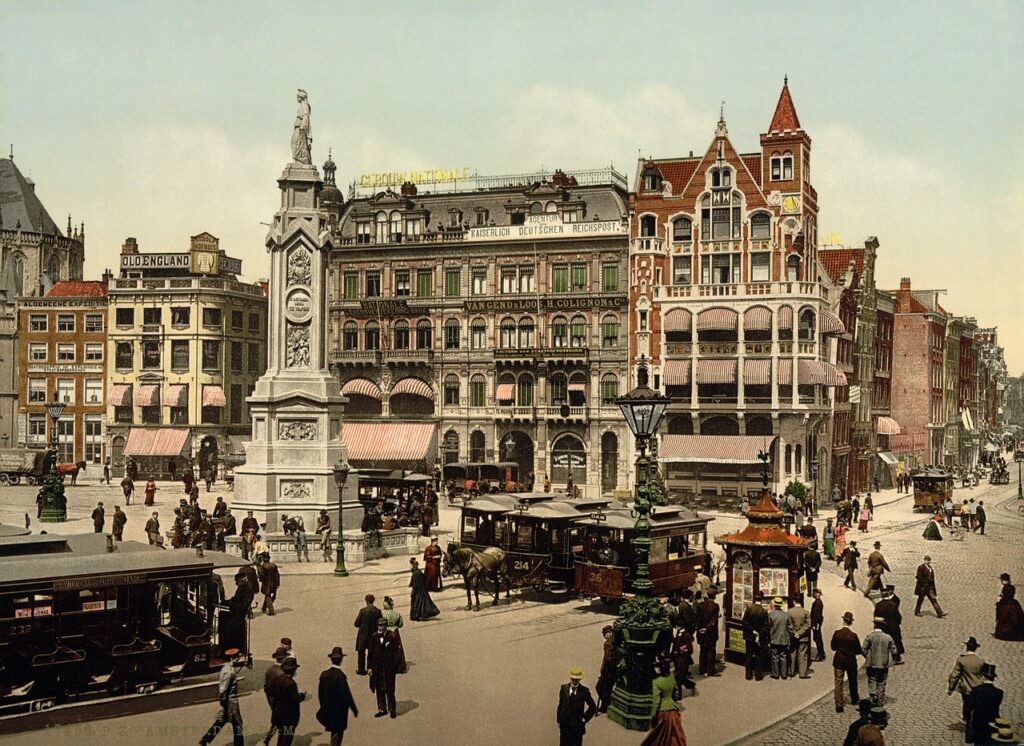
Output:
2 0 1022 370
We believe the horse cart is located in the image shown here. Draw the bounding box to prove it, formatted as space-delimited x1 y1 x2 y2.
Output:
0 449 50 486
444 462 523 505
990 466 1010 485
912 469 956 513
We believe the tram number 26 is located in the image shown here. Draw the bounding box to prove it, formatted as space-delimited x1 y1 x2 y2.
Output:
512 560 531 572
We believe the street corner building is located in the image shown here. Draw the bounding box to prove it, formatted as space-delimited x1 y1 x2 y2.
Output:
323 155 633 498
104 233 268 480
629 81 848 508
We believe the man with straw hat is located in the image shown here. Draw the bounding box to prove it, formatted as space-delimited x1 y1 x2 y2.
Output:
556 666 597 746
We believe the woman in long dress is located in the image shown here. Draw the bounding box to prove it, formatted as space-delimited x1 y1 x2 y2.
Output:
857 506 871 532
595 625 618 713
834 521 848 563
640 659 687 746
995 573 1024 641
409 558 440 621
381 596 408 673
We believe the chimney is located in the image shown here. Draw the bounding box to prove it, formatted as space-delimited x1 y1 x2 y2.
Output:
899 277 911 291
122 237 139 254
897 276 912 312
400 181 417 197
551 169 570 188
102 268 113 283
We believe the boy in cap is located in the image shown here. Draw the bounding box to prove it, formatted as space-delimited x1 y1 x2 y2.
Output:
200 649 246 746
317 646 358 746
556 666 597 746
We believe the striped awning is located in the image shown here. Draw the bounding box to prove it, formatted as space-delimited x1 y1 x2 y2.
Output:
778 359 793 385
202 385 227 407
568 382 588 393
663 308 692 333
820 310 846 335
137 384 160 407
743 359 771 386
664 359 691 386
341 421 436 468
696 359 737 385
109 384 132 407
391 377 434 400
696 308 738 332
495 383 515 402
876 416 901 436
163 384 188 407
778 306 794 330
124 427 190 457
743 306 772 332
798 360 848 386
342 378 382 400
659 434 776 465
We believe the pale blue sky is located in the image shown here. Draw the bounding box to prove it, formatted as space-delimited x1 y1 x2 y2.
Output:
2 1 1022 368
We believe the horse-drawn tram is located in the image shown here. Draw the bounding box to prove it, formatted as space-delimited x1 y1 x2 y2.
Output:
574 505 713 601
0 532 247 719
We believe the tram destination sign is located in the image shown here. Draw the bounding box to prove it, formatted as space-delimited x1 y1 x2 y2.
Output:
54 573 148 591
464 295 628 313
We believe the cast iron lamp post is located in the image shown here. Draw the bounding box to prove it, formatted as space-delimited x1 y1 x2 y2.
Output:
39 400 68 523
809 458 819 516
607 356 670 731
1015 449 1023 500
333 459 350 577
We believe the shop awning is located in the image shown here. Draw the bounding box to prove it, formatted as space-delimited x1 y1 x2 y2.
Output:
743 306 772 332
743 359 771 386
163 384 188 407
961 409 974 432
696 359 737 385
391 377 433 400
797 360 848 386
202 385 227 407
696 308 738 332
495 383 515 402
820 310 846 335
778 306 793 330
778 359 793 385
663 308 692 332
341 378 382 400
137 385 160 407
567 382 588 393
664 359 691 386
124 428 190 457
876 416 901 436
659 434 776 465
109 384 132 407
341 421 436 468
877 451 899 465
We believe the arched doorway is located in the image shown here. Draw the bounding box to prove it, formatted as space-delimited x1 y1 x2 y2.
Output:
500 430 534 482
111 435 126 477
443 430 459 465
341 378 383 417
601 432 618 494
551 433 586 489
667 416 694 435
469 430 486 463
198 435 219 478
701 416 739 435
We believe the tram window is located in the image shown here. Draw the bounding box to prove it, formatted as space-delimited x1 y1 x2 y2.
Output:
0 596 18 618
551 527 562 549
667 535 689 559
493 521 505 544
462 515 478 538
517 524 534 550
569 528 583 552
649 538 668 564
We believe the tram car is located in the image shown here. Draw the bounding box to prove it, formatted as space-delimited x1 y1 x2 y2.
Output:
574 505 713 602
0 532 248 718
912 469 957 513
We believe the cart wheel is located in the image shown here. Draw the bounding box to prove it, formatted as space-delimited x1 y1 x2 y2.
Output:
10 476 20 486
0 474 10 486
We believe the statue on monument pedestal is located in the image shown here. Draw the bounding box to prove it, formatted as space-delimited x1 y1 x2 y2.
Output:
291 89 312 165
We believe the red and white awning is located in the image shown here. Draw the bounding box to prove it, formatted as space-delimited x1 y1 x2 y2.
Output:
137 384 160 407
743 359 771 386
341 421 436 467
820 310 846 335
696 308 738 332
797 360 848 386
777 306 794 330
391 377 433 400
696 359 737 385
202 385 227 407
567 382 588 393
163 384 188 407
495 383 515 402
664 359 691 386
342 378 382 400
663 308 692 333
109 384 132 407
124 428 190 457
876 416 901 435
659 435 776 465
743 306 772 332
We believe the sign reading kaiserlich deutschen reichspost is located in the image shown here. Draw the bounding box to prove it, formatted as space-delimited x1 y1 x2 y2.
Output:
465 219 625 242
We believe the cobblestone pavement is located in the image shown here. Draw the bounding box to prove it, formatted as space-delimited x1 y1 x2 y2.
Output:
733 481 1024 746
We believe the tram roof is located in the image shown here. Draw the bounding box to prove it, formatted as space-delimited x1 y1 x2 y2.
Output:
512 500 598 520
461 493 524 514
0 533 247 587
576 505 711 530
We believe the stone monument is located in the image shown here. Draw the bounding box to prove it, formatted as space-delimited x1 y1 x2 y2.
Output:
233 90 354 532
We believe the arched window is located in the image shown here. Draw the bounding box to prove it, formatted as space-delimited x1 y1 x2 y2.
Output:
570 315 587 348
499 317 516 349
672 217 692 243
444 318 461 350
443 430 460 464
782 151 793 180
601 314 619 347
443 374 460 406
14 256 24 295
750 212 771 240
470 430 486 462
550 316 568 348
601 373 619 405
416 319 433 349
530 202 543 215
449 209 463 227
470 374 487 407
518 318 535 349
517 373 534 406
470 318 487 349
785 444 793 475
640 215 657 237
544 201 557 213
374 211 388 243
550 373 568 405
342 321 358 350
364 321 380 350
770 152 782 181
798 309 816 341
393 320 410 350
787 255 801 282
389 211 402 242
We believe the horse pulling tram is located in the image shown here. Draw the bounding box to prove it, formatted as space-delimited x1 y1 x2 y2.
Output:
0 532 248 719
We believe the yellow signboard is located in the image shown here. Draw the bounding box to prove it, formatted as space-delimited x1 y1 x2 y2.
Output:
358 167 470 189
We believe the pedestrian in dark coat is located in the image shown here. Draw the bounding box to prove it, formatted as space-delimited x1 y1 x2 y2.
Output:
967 664 1003 745
317 647 358 745
269 657 306 746
367 619 400 718
831 611 863 712
556 667 597 746
803 547 822 596
409 558 440 621
595 625 618 712
694 587 721 676
842 541 860 590
742 594 770 680
976 501 987 535
111 505 127 541
205 465 216 492
353 594 382 676
92 502 105 533
914 555 946 617
259 558 280 616
874 586 904 661
810 588 826 662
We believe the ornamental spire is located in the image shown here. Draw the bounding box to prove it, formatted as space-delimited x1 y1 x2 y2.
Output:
768 77 801 132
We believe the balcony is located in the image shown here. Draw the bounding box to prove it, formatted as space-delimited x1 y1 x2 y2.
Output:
494 406 535 421
329 349 381 365
382 349 433 365
631 237 664 253
663 281 829 302
544 405 588 422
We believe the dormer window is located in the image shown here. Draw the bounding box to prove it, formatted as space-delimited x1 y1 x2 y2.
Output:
641 166 662 192
405 217 422 240
475 209 489 226
449 209 463 228
545 201 557 213
356 222 370 244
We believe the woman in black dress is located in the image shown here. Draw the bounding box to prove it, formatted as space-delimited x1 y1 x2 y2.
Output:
409 558 440 621
995 573 1024 641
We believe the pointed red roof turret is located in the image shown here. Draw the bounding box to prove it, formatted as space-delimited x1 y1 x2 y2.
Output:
768 77 801 133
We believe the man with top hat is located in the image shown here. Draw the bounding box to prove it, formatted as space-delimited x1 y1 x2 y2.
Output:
695 585 721 676
768 596 793 680
262 639 293 745
842 699 876 746
317 646 358 746
810 588 826 662
556 665 597 746
367 618 400 719
874 586 904 663
269 656 305 746
199 648 246 746
915 554 947 617
949 636 986 725
831 611 863 712
865 541 890 598
842 540 860 591
862 616 898 706
968 663 1003 744
742 592 770 681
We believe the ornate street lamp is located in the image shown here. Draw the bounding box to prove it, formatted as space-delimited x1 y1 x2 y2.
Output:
809 458 819 516
332 459 351 577
608 356 670 731
1015 449 1024 500
39 400 68 523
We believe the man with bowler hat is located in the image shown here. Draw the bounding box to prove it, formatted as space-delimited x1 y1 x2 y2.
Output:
368 618 400 719
556 666 597 746
742 592 770 681
695 585 721 676
915 554 947 617
353 594 382 676
317 646 358 746
269 657 305 746
831 611 862 712
262 639 293 746
949 636 986 724
874 586 905 663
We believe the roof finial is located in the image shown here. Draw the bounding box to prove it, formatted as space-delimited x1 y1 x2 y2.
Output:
715 101 728 137
784 74 788 86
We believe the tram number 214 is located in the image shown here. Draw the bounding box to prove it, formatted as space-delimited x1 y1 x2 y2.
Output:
512 560 531 572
